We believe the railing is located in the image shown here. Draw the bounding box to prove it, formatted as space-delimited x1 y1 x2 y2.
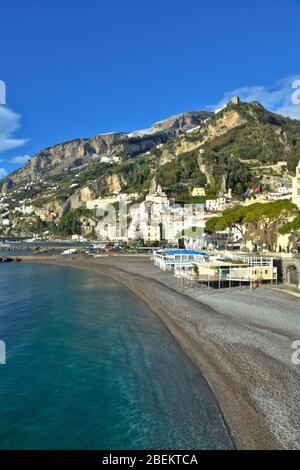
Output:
217 252 274 267
174 268 277 283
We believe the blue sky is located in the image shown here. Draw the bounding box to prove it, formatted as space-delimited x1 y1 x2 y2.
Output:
1 0 300 177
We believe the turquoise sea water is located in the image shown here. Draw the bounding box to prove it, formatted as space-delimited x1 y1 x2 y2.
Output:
0 263 233 450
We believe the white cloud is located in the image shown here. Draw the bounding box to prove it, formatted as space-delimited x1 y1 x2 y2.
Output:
11 154 31 164
0 106 28 153
209 75 300 119
0 168 7 178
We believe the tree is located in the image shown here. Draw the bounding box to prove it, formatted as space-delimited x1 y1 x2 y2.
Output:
30 218 49 235
278 213 300 235
86 228 98 240
205 217 222 234
216 206 248 243
54 208 94 236
244 200 298 251
279 214 300 252
204 201 299 252
205 206 251 246
55 212 82 236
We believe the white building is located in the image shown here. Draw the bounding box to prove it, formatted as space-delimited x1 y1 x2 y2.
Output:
292 160 300 209
277 186 292 195
205 198 226 212
127 180 171 242
96 223 126 241
192 187 206 197
130 188 206 243
87 194 135 211
140 224 161 242
99 155 121 164
145 180 169 209
0 218 10 226
15 205 35 215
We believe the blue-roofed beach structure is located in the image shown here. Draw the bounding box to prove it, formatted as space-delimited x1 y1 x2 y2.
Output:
165 249 209 256
152 249 210 271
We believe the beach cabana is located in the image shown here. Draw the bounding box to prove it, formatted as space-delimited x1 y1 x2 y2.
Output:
152 249 209 272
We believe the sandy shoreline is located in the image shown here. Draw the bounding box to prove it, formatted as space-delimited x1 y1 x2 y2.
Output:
25 255 300 450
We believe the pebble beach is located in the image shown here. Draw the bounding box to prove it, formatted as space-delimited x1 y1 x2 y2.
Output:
28 255 300 450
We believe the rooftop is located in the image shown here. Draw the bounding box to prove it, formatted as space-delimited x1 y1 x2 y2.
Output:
165 249 208 256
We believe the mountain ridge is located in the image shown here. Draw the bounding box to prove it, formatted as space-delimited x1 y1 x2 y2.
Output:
1 99 300 216
1 110 211 190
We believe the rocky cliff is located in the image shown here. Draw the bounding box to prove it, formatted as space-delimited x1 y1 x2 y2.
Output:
2 111 210 189
2 100 300 211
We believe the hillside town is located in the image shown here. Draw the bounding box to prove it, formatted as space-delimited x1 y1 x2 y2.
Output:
0 157 300 255
1 96 300 264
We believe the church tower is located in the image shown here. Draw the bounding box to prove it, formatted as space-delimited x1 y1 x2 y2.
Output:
230 96 240 105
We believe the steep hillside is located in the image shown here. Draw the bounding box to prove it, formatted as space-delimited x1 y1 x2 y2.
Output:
2 99 300 212
152 100 300 196
1 111 210 191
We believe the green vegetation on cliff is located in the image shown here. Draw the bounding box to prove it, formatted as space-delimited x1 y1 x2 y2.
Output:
156 149 207 189
2 101 300 213
54 208 95 236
